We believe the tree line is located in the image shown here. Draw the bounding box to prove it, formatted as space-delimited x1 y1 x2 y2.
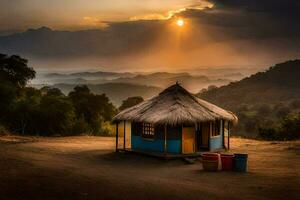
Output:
0 54 143 136
234 103 300 140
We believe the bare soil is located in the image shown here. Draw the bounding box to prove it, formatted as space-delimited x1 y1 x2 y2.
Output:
0 136 299 200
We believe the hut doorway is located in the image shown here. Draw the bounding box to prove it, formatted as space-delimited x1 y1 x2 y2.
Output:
182 126 195 154
196 123 210 150
116 121 131 151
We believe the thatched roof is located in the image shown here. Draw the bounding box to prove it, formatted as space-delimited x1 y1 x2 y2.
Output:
113 83 238 125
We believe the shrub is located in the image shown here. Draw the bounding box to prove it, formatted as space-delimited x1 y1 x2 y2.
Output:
0 124 9 136
99 121 115 136
258 113 300 140
258 127 279 140
290 99 300 109
72 116 91 135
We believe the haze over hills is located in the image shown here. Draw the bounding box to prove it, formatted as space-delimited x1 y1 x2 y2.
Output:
49 83 161 106
33 71 235 93
31 70 242 106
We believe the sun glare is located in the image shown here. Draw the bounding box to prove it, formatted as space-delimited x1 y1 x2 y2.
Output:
176 19 184 27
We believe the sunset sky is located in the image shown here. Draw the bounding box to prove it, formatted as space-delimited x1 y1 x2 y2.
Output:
1 0 212 30
0 0 300 72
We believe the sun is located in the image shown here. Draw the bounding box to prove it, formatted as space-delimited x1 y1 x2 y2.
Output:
176 19 184 27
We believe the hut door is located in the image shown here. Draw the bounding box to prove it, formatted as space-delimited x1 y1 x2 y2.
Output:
117 121 132 150
182 127 195 154
201 123 210 149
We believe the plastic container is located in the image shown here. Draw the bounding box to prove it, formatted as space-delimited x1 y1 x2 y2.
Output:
202 160 219 171
221 154 234 171
234 153 248 172
202 153 219 161
202 153 219 172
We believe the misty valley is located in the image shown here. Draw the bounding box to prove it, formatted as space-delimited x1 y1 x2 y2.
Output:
31 70 248 105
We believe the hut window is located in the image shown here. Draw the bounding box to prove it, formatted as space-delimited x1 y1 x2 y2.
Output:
212 121 221 137
142 123 154 138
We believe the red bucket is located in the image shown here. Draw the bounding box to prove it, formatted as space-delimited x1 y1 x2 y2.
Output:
221 154 234 171
202 153 220 171
202 153 219 161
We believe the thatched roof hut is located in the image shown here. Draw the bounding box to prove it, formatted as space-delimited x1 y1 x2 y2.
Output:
113 83 237 125
113 83 237 156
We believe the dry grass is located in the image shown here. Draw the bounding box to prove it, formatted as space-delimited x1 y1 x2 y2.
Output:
0 136 299 200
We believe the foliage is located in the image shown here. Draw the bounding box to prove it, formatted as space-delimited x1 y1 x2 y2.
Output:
40 86 64 97
119 96 144 111
8 87 41 134
39 95 75 136
0 54 36 121
0 54 35 87
258 113 300 140
0 54 117 136
68 85 116 134
290 99 300 109
0 81 17 120
0 124 9 136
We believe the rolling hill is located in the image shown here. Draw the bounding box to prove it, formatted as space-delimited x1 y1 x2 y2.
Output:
33 71 233 93
198 60 300 111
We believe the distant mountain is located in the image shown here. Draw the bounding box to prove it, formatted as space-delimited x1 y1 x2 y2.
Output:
44 71 135 79
111 72 230 93
0 26 156 58
49 83 161 106
34 71 232 93
198 60 300 110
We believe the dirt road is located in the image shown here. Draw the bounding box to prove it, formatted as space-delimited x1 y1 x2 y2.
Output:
0 136 299 200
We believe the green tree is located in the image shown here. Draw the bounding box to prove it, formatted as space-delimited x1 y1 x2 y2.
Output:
69 85 116 134
40 86 64 97
39 96 75 136
0 54 36 126
275 105 290 119
0 82 17 121
0 54 35 88
280 112 300 140
9 87 41 134
119 96 144 111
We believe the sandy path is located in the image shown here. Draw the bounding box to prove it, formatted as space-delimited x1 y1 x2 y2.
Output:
0 136 299 200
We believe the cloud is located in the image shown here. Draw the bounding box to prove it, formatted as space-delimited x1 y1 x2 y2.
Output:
80 17 109 28
130 1 214 21
178 0 300 40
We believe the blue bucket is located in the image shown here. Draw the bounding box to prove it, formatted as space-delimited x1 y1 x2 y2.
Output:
234 153 248 172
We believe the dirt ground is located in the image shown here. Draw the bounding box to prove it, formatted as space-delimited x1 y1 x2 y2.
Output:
0 136 299 200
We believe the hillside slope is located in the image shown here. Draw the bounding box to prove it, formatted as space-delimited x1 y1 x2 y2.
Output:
198 60 300 110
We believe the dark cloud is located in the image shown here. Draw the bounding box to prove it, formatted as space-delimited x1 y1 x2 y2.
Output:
176 0 300 40
211 0 300 13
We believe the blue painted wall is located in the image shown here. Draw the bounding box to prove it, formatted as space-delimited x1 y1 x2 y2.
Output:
210 136 222 150
167 140 181 153
131 135 181 153
209 121 224 151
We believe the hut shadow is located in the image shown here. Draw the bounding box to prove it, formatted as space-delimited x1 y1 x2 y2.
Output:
77 149 186 167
